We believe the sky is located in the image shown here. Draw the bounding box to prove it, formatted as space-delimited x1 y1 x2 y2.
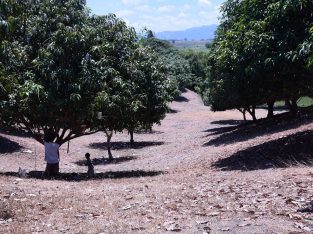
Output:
86 0 224 33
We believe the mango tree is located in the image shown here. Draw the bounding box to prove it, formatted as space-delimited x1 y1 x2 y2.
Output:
90 14 139 160
123 46 170 146
0 0 130 172
203 0 313 119
94 40 170 158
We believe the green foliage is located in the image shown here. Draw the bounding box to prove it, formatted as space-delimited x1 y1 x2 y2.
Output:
141 37 172 52
0 0 174 151
142 37 194 97
203 0 313 115
0 0 103 144
274 97 313 108
88 18 171 142
0 67 13 125
1 1 158 145
179 49 209 92
303 26 313 70
123 46 170 132
94 44 170 136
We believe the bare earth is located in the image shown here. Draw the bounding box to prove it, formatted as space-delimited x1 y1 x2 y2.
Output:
0 90 312 234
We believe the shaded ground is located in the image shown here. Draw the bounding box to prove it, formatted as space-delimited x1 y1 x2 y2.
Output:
0 135 23 154
213 130 313 171
0 170 163 182
204 112 313 147
89 141 165 151
0 89 312 233
75 156 136 166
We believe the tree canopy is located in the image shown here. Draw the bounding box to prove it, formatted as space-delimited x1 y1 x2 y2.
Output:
94 38 171 158
202 0 313 119
141 36 194 97
0 0 106 144
0 0 173 148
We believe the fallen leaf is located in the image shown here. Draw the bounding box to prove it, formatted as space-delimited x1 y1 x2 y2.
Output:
238 222 251 227
165 223 181 232
196 220 209 225
207 212 220 217
119 205 132 210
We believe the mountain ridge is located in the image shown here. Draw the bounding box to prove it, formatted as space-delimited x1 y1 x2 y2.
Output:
155 25 218 41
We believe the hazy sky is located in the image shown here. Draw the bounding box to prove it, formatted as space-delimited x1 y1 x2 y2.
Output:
86 0 224 32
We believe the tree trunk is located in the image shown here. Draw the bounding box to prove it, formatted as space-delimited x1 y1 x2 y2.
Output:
129 130 134 147
285 100 292 110
267 101 275 118
243 111 247 122
237 108 247 121
291 98 298 116
247 106 257 121
252 105 257 121
286 99 298 116
105 130 113 161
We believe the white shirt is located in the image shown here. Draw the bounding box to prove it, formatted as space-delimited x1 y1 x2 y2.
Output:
44 142 60 164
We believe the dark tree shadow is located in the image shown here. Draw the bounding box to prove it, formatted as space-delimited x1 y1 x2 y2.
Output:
210 120 246 126
168 108 180 114
0 136 23 154
212 130 313 171
204 112 313 147
0 127 32 138
89 141 165 150
134 130 164 135
74 156 136 166
204 120 253 137
0 170 164 182
204 125 243 137
173 95 189 102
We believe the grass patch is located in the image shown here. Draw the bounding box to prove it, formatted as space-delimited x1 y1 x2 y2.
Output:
274 100 285 108
275 97 313 108
297 96 313 107
170 40 211 50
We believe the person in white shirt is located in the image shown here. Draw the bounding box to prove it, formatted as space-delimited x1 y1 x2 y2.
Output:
43 132 60 177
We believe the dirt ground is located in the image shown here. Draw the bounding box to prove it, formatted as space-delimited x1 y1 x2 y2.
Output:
0 90 312 234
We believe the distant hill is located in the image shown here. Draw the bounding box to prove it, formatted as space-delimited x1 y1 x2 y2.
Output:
155 25 218 41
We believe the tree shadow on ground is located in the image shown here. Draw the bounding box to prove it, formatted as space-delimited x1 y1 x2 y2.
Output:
204 119 248 137
173 95 189 102
0 127 32 138
203 112 313 147
0 135 23 154
89 141 165 151
204 125 242 137
210 120 246 126
134 130 164 135
168 108 180 114
74 156 136 166
212 130 313 171
0 170 164 182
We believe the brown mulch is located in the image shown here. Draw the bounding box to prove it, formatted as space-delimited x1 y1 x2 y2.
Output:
0 90 312 233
